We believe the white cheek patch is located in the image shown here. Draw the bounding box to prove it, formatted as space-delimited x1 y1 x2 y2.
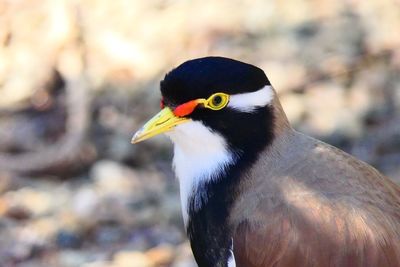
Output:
228 85 274 112
166 121 235 225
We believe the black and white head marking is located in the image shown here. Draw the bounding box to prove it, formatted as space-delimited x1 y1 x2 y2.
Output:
166 85 274 223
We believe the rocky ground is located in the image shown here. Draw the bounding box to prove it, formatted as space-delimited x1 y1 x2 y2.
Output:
0 0 400 266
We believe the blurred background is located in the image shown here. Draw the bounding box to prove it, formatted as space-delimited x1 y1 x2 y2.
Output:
0 0 399 266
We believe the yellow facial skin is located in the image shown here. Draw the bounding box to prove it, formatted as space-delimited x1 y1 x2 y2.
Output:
199 93 229 110
131 107 189 144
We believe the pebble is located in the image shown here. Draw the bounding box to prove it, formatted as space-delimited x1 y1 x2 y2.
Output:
280 94 305 125
90 160 140 196
171 243 197 267
95 225 123 245
112 251 153 267
3 187 56 217
72 186 100 220
145 244 175 266
56 230 83 249
303 83 348 135
58 250 92 267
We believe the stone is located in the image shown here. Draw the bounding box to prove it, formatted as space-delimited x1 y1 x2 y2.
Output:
58 250 91 267
72 186 100 220
279 94 305 125
3 187 54 217
112 251 153 267
171 242 197 267
56 229 83 249
90 160 139 196
146 244 175 266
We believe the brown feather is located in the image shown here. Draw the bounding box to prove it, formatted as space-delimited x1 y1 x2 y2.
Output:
230 93 400 267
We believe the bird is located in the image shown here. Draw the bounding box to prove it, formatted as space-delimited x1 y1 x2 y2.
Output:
131 56 400 267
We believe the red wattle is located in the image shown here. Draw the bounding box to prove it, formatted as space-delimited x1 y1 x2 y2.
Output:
173 100 199 117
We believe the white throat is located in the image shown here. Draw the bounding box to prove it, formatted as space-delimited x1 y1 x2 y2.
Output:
166 121 234 225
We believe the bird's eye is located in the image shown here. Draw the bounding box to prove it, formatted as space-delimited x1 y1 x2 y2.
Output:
205 93 230 110
212 95 222 106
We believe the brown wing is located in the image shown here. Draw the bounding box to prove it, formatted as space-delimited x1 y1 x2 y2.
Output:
233 200 400 267
231 133 400 267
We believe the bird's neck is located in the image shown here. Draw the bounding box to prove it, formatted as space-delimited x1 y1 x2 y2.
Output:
170 123 276 266
169 96 292 266
173 140 241 267
170 121 237 225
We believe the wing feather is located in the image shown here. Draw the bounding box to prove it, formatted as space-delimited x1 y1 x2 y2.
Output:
231 134 400 267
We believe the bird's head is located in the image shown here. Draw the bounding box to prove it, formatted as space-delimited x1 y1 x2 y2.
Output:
132 57 285 165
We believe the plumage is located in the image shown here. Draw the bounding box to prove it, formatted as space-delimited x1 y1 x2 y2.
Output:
132 56 400 267
231 126 400 267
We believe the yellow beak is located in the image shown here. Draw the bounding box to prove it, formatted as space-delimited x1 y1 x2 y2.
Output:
131 107 189 144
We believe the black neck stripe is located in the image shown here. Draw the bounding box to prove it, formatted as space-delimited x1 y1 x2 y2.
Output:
186 106 275 266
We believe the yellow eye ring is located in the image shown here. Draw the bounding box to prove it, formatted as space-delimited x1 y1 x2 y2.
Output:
204 93 230 110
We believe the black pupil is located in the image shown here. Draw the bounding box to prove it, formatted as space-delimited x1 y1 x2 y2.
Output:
212 95 222 106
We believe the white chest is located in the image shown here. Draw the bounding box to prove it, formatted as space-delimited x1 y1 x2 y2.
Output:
166 120 234 224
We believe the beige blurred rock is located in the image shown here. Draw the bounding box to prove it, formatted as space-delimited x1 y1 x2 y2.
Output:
57 47 85 80
262 62 306 93
72 186 100 220
26 217 59 241
275 0 312 25
112 251 154 267
280 94 305 125
3 187 54 216
91 160 139 196
349 86 371 109
0 197 8 216
90 160 166 201
58 250 92 267
57 210 83 232
348 84 373 119
355 0 400 52
0 0 73 108
82 261 113 267
145 244 175 266
171 242 197 267
303 83 347 135
307 87 363 137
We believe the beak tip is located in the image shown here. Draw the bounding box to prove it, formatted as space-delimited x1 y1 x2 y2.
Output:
131 131 141 144
130 107 187 145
